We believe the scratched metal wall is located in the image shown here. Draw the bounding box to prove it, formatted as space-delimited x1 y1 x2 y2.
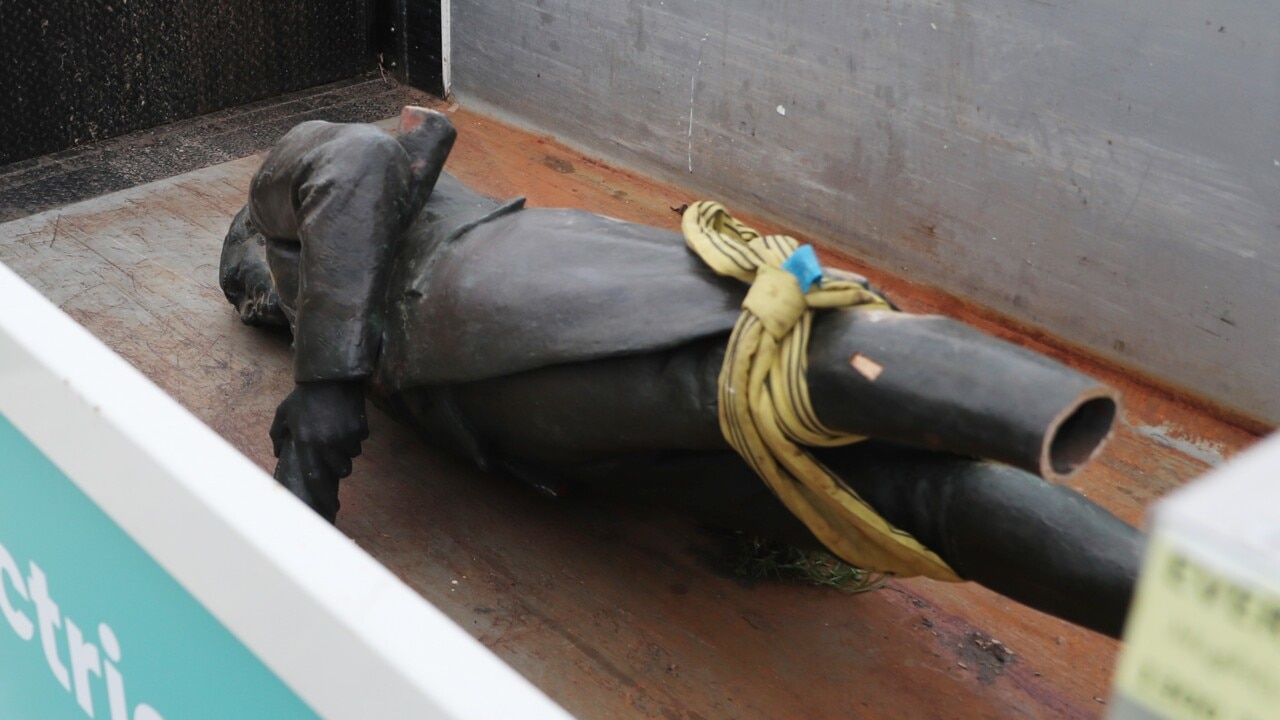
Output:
453 0 1280 425
0 0 375 165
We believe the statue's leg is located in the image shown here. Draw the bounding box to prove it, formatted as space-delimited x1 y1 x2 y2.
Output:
411 334 731 466
569 441 1140 638
805 308 1118 482
812 442 1142 638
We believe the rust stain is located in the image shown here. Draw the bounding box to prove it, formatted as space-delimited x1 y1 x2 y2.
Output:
850 352 885 381
542 155 576 174
397 105 433 133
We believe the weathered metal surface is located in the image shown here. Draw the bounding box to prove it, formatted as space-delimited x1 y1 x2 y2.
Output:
451 0 1280 426
0 103 1263 719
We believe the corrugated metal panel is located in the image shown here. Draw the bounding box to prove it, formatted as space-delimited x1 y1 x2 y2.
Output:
0 0 376 165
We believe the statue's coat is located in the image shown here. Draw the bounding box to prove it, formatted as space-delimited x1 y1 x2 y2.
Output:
379 174 745 389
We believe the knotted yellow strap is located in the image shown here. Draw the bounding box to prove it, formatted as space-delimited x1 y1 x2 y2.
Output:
683 201 960 581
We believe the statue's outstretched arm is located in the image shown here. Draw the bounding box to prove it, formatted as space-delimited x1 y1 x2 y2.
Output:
246 110 456 520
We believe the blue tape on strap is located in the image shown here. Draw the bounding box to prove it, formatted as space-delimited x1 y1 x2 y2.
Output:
782 244 823 292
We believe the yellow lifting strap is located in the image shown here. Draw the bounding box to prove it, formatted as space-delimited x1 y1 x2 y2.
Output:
681 201 961 582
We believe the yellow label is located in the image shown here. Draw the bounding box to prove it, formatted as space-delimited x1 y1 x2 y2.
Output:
1113 533 1280 720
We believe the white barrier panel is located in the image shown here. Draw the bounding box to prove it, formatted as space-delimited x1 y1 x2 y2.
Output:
1110 432 1280 720
0 262 573 720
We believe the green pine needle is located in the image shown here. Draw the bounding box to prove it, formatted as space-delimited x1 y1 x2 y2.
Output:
730 535 886 594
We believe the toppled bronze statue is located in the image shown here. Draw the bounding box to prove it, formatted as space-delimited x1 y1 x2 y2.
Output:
220 107 1142 638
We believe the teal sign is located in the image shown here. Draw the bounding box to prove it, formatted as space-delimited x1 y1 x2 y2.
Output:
0 415 319 720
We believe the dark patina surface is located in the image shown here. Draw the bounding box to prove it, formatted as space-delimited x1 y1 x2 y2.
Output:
220 109 1141 638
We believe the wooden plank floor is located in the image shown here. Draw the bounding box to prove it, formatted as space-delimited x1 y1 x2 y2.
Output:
0 101 1264 720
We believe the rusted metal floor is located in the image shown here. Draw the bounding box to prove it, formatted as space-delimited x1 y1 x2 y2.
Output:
0 96 1264 720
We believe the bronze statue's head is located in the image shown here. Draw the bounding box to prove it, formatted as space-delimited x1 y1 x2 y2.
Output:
218 205 289 328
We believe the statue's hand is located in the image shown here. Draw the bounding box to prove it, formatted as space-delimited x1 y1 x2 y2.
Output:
269 380 369 522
